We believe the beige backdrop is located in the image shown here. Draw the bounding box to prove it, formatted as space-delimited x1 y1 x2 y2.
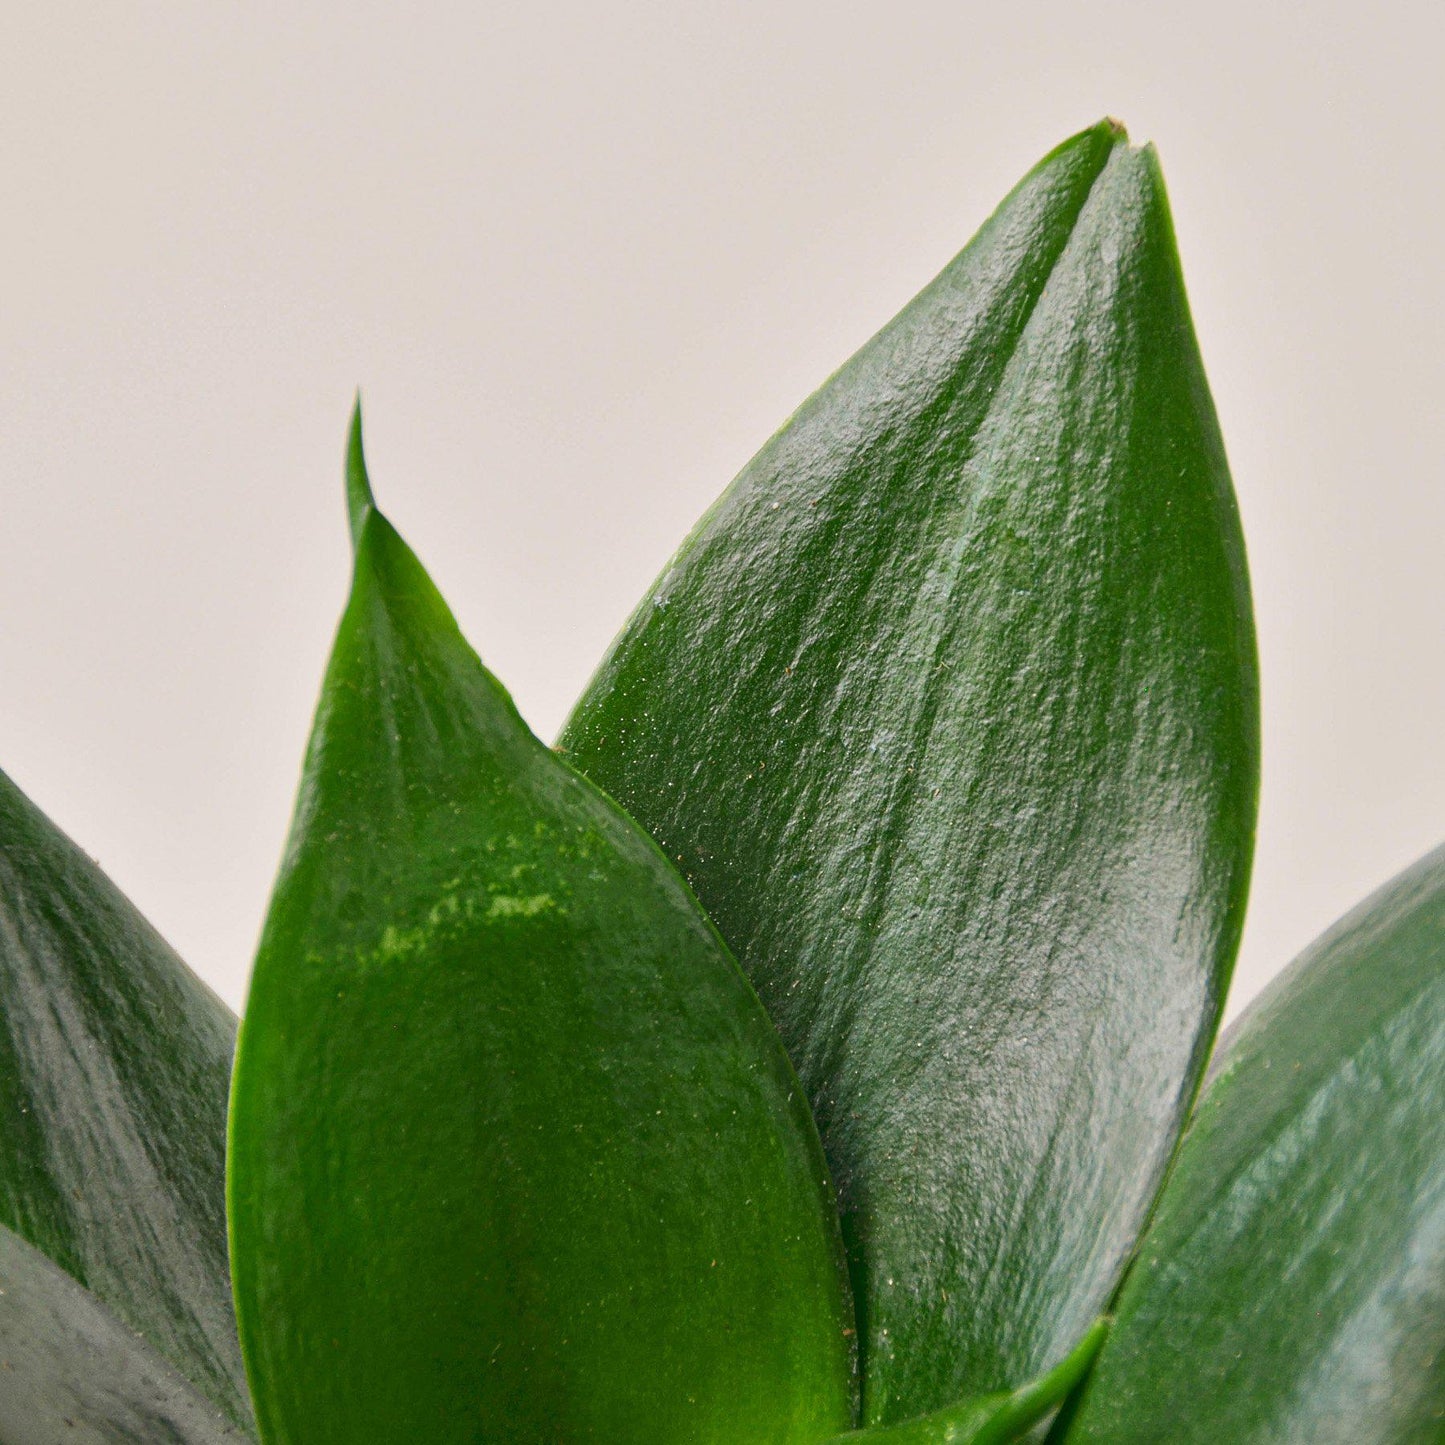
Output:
2 2 1441 1019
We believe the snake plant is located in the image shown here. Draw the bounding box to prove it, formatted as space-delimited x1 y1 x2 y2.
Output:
1 119 1439 1445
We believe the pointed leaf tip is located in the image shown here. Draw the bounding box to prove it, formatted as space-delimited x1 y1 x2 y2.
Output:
229 475 857 1442
345 397 375 548
560 124 1256 1422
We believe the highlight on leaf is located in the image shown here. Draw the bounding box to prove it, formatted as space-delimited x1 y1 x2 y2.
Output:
0 767 251 1437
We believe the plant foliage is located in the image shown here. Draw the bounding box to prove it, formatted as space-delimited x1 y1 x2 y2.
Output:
0 121 1438 1444
560 118 1256 1424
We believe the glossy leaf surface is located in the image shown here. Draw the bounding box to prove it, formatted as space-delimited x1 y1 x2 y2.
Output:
1062 844 1445 1443
0 1223 246 1444
0 768 249 1429
832 1321 1106 1445
560 121 1257 1422
227 416 856 1445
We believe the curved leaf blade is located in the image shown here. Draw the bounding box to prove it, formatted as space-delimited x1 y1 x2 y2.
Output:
832 1321 1107 1445
1061 845 1445 1443
559 121 1258 1422
226 417 857 1445
0 768 250 1428
0 1223 247 1444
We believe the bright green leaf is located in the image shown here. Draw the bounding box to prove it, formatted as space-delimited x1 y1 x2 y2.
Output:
559 119 1258 1424
1060 844 1445 1443
226 411 857 1445
0 768 250 1431
833 1320 1107 1445
0 1223 247 1444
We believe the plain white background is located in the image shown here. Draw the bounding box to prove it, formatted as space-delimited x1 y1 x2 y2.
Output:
1 3 1441 1018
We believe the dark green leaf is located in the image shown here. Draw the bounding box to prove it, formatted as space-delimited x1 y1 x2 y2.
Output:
831 1320 1107 1445
226 412 857 1445
559 119 1258 1424
0 768 250 1430
1060 844 1445 1443
0 1223 247 1444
